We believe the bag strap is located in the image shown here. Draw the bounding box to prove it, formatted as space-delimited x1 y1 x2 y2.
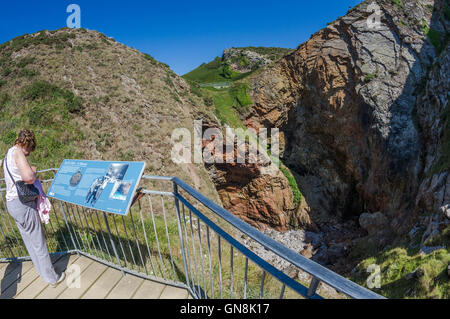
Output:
4 150 17 186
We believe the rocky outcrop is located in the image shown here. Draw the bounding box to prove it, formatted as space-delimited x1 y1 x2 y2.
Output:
413 41 450 247
359 211 390 236
223 47 293 73
199 122 298 231
243 0 449 247
223 48 273 73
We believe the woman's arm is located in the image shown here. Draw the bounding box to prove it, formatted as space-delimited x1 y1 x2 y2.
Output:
13 148 36 184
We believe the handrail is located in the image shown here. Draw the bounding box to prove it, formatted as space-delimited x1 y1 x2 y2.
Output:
172 177 384 299
0 168 384 299
176 193 322 299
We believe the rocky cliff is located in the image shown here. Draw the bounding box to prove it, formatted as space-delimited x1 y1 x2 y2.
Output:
223 47 294 73
245 0 448 240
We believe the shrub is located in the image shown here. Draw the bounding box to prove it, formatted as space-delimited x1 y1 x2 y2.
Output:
143 53 157 65
18 68 38 78
27 104 48 126
2 130 16 145
73 46 83 52
16 57 35 68
203 96 214 106
0 92 10 109
280 165 302 206
229 82 252 109
2 68 11 76
392 0 403 8
6 31 75 53
427 28 442 51
21 81 84 113
221 63 233 79
364 73 376 83
239 55 250 67
421 18 444 53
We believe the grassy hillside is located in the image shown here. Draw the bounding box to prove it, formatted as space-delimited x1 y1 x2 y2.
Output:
349 225 449 298
0 27 220 202
182 57 251 84
182 47 292 85
182 46 292 129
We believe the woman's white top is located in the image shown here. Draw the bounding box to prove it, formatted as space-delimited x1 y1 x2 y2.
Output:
3 146 22 201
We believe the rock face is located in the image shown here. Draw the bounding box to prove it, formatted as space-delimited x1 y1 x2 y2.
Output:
222 47 293 73
243 0 449 244
199 121 297 231
223 48 273 73
359 211 389 236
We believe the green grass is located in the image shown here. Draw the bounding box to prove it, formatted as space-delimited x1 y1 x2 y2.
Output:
200 81 253 129
142 52 171 69
16 57 35 68
364 73 376 83
279 165 302 206
0 80 85 169
0 92 10 109
209 87 246 129
21 80 84 113
0 29 75 54
420 19 445 54
229 82 253 110
350 235 450 298
183 57 252 84
392 0 403 8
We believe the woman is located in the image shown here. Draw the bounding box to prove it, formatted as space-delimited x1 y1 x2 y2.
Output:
3 129 65 287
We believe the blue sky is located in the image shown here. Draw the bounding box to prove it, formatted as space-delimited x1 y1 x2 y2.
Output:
0 0 362 75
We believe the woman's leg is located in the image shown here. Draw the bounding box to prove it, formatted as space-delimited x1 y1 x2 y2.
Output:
6 199 60 284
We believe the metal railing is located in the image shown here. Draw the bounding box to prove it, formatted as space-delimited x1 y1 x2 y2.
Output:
0 169 384 299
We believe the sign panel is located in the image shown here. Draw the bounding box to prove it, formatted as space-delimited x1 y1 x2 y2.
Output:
47 160 145 216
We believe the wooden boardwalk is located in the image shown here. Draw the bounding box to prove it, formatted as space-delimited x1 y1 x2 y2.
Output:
0 254 192 299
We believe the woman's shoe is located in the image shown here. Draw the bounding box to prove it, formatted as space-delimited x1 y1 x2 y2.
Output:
50 271 66 288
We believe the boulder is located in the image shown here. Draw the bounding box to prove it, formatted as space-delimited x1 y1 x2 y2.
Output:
359 212 389 236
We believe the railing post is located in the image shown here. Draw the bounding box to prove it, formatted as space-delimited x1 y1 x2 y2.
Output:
59 201 79 256
173 183 191 291
307 277 320 298
102 212 125 277
0 223 15 259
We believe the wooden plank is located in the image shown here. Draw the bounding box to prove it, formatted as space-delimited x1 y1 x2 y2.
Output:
0 262 21 279
81 267 123 299
0 262 34 298
6 255 65 299
15 254 74 299
106 273 144 299
1 262 40 299
159 285 189 299
35 254 91 299
132 280 166 299
57 258 108 299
